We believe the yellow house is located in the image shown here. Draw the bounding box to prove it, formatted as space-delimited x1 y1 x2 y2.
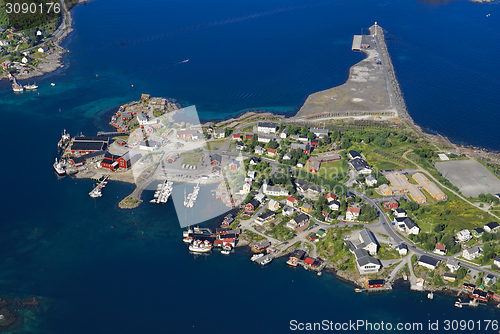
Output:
300 203 314 213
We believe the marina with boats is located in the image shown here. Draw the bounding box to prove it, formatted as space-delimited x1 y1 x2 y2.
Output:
183 183 200 208
150 179 173 204
89 175 108 198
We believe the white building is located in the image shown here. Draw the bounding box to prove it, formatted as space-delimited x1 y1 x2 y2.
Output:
365 175 377 187
268 199 280 211
495 256 500 267
258 134 274 143
397 217 420 235
282 205 294 216
456 229 472 243
446 258 460 273
255 146 266 155
283 153 292 160
484 222 500 233
262 181 289 197
358 229 378 255
310 128 329 138
328 200 340 211
354 249 381 275
462 246 482 260
280 128 288 139
346 207 360 221
137 113 158 126
395 244 408 256
213 129 225 139
393 208 407 218
418 255 440 270
257 122 277 134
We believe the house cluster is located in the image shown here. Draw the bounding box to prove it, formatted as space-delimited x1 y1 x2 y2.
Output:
348 150 372 174
346 229 381 274
378 171 445 204
462 283 500 303
393 209 420 235
308 152 341 173
110 98 166 133
68 136 142 171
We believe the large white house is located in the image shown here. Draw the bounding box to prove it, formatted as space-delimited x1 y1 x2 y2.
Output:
456 229 472 243
484 222 500 233
418 255 440 270
446 258 460 273
257 122 277 134
397 217 420 235
213 129 225 139
346 207 360 221
354 249 381 275
262 181 289 197
462 246 482 260
357 229 378 255
365 175 377 187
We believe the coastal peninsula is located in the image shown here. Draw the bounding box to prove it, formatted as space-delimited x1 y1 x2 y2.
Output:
52 23 500 306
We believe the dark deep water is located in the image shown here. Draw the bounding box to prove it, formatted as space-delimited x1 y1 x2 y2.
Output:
0 0 499 332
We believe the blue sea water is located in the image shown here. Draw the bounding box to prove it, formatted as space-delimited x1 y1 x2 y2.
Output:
1 0 500 332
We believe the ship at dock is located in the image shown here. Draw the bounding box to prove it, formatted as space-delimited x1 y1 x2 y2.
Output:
57 129 71 154
9 73 24 92
183 182 200 208
89 175 108 198
53 158 66 176
188 239 213 253
150 179 173 203
24 83 38 90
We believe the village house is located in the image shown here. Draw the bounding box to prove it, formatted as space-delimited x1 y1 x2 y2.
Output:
472 227 484 238
280 128 288 139
328 200 340 211
357 229 378 255
446 258 460 273
286 213 309 232
232 133 241 140
443 273 457 282
255 193 266 203
286 196 299 207
365 175 377 186
287 249 305 266
245 199 260 213
255 211 276 225
310 128 329 138
268 199 280 211
484 274 497 286
267 148 277 158
456 229 472 243
258 134 275 143
283 153 292 160
176 129 199 140
418 255 440 270
393 208 406 218
255 146 266 155
253 240 271 251
209 153 222 165
249 157 261 165
257 122 277 134
348 150 362 160
294 179 324 194
484 221 500 233
282 205 294 216
434 243 446 255
395 244 408 256
494 256 500 267
262 181 289 197
38 45 49 53
383 199 399 210
300 203 313 213
397 217 420 235
349 158 372 174
323 193 337 202
213 129 226 139
367 279 385 289
462 246 482 260
354 248 381 274
309 158 320 173
346 207 360 221
321 211 333 222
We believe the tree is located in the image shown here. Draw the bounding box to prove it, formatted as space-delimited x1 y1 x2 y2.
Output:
358 204 378 222
456 267 467 280
433 223 446 233
267 140 279 150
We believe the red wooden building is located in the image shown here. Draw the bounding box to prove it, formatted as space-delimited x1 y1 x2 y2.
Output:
383 199 399 210
367 279 384 288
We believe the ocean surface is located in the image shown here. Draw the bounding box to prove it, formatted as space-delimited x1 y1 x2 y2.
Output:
0 0 499 332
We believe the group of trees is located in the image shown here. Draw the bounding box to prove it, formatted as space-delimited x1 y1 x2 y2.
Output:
358 204 378 222
477 193 500 205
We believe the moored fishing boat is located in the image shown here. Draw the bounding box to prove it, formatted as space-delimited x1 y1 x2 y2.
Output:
53 158 66 176
189 239 213 253
251 253 264 262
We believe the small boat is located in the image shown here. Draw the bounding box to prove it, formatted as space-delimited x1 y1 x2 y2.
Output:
354 288 363 293
286 259 298 267
427 292 434 300
454 301 462 308
51 83 56 86
221 249 230 255
12 84 23 92
182 228 193 238
317 271 323 276
251 253 264 262
402 272 408 281
25 83 38 90
260 257 272 266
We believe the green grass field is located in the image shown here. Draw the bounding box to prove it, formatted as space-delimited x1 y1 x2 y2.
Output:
180 152 203 166
204 139 226 151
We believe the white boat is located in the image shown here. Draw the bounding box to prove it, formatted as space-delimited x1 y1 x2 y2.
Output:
183 228 193 238
260 257 272 266
427 292 434 300
51 83 56 86
221 249 230 255
189 240 212 253
286 259 298 267
53 158 65 176
25 83 38 90
251 253 264 262
454 301 462 308
183 236 193 243
317 271 323 276
12 84 23 92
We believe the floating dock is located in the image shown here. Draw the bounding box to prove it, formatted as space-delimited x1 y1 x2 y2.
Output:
352 35 362 51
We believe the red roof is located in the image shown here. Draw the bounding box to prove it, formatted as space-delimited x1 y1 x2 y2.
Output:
304 257 315 265
347 207 360 214
435 243 446 251
268 148 276 153
321 210 329 218
232 133 241 138
323 193 337 200
286 196 298 203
